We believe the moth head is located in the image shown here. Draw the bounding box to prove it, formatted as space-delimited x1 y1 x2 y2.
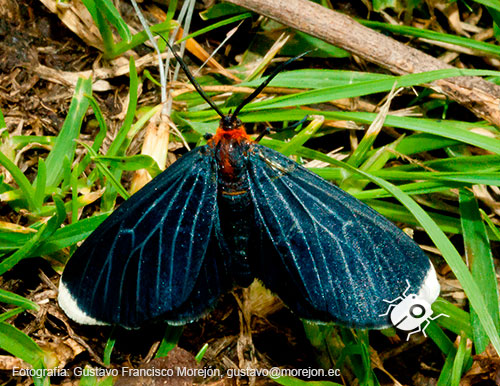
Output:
221 114 242 131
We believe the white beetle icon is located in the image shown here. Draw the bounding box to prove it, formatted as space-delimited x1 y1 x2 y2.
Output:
380 279 449 340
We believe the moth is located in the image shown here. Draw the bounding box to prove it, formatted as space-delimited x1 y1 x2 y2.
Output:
59 41 439 329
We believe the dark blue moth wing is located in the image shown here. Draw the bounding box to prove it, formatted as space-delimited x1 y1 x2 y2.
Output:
247 145 439 328
58 146 227 328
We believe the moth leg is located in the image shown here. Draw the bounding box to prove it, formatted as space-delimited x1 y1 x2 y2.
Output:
254 127 271 143
285 115 309 130
254 115 309 143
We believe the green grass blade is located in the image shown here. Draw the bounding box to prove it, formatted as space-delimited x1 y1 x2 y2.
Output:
241 69 392 89
30 214 108 257
302 323 341 370
279 117 323 156
0 289 39 310
127 104 162 141
44 77 92 187
82 0 114 54
302 323 339 371
236 109 496 148
342 139 400 193
195 343 208 363
486 6 500 34
264 133 457 168
312 168 500 187
437 348 456 386
346 87 398 169
393 133 460 156
97 376 114 386
70 168 79 224
80 370 98 386
0 322 45 368
431 298 472 337
143 69 162 87
61 155 72 193
0 308 24 323
0 108 5 129
272 376 342 385
360 19 500 57
177 12 252 43
0 150 37 211
200 2 247 19
0 224 47 275
45 196 67 235
94 155 162 178
0 226 35 253
155 325 184 358
80 142 130 200
97 0 132 43
391 154 500 173
33 190 101 218
426 322 455 355
354 181 462 200
459 188 500 353
357 329 377 385
111 21 176 58
187 107 500 156
103 329 116 366
244 69 500 111
322 112 500 155
75 94 110 177
33 158 47 211
101 57 138 209
373 170 500 185
0 197 65 273
450 334 468 386
481 209 500 241
346 124 382 168
472 0 500 12
165 0 178 23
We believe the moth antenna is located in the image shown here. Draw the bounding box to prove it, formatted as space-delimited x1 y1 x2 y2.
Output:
157 34 226 119
231 50 311 120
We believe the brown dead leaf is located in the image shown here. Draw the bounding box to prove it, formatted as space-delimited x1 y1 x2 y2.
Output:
38 0 103 50
130 108 169 194
461 344 500 386
434 1 466 36
34 51 169 91
60 381 80 386
176 28 241 83
38 337 86 369
114 346 199 386
203 380 235 386
0 355 28 370
370 347 403 386
412 372 438 386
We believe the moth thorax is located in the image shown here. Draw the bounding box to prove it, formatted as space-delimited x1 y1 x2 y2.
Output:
215 139 249 182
